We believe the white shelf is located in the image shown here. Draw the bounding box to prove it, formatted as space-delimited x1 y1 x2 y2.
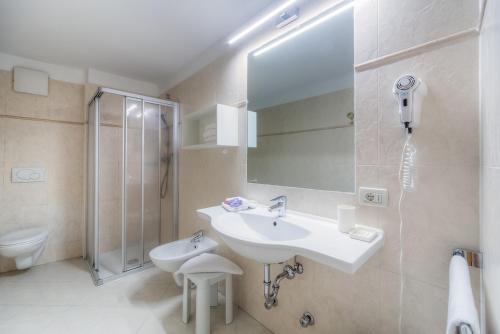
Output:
182 104 239 149
182 142 218 150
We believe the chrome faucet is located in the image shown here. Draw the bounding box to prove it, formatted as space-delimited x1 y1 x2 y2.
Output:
191 230 204 244
268 195 287 217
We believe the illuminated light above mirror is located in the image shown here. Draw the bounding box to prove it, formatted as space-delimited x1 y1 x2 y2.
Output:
227 0 297 45
247 1 354 192
253 1 354 57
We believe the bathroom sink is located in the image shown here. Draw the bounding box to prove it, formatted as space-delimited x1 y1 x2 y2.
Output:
216 210 311 242
198 206 384 273
212 209 311 263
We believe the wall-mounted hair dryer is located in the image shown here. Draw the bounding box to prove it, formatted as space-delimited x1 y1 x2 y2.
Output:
393 74 427 133
393 74 426 193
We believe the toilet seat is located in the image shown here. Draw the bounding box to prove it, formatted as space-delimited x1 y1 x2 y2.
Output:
0 228 48 247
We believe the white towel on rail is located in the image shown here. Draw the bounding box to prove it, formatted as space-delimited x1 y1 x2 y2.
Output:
446 255 480 334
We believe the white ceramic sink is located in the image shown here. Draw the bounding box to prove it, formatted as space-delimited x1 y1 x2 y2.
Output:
198 206 384 274
212 209 311 263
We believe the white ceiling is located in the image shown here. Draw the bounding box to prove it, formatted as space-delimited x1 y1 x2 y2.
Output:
0 0 275 89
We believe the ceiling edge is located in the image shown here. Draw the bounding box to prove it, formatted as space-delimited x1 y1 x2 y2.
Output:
0 52 86 84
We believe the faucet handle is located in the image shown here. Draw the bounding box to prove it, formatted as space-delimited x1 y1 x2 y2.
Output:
270 195 287 203
191 229 204 243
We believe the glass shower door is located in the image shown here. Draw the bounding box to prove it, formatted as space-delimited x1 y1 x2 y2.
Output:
86 88 179 285
86 99 97 271
97 93 124 278
160 105 176 244
125 98 143 271
143 102 161 262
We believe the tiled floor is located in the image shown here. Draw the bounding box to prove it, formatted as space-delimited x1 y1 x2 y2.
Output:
0 258 272 334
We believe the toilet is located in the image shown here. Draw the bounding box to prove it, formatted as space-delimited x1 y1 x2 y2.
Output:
0 227 49 270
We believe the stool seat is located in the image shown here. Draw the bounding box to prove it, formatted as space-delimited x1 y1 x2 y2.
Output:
175 254 243 334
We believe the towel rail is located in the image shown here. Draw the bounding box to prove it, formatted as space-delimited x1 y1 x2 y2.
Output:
458 323 472 334
452 248 482 269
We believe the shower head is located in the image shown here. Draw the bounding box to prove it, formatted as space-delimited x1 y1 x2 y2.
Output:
161 113 168 125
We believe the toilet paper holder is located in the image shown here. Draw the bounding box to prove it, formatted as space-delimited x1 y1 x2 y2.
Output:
452 248 482 269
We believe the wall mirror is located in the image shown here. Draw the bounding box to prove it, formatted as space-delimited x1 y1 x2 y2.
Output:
247 5 355 192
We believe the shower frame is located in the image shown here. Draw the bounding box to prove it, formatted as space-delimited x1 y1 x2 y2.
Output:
86 87 179 285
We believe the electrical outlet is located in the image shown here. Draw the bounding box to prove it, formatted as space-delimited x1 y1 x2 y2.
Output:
359 187 388 207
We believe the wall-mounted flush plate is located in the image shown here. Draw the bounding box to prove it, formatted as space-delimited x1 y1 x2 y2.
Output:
358 187 388 207
11 167 46 183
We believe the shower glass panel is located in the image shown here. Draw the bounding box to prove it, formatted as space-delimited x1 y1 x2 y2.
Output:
86 99 97 269
98 93 124 278
159 105 177 243
143 102 161 263
86 88 179 285
125 98 143 271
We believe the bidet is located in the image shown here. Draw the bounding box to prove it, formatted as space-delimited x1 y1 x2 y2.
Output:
149 234 218 276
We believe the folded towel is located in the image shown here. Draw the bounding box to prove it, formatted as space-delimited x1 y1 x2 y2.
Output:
203 129 216 137
224 197 243 207
202 134 216 143
174 253 243 286
199 123 217 143
203 123 216 131
222 202 249 212
446 255 480 334
222 197 252 212
203 127 216 136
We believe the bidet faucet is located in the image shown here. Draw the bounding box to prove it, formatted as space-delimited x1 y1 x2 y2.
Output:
268 195 287 217
191 230 204 244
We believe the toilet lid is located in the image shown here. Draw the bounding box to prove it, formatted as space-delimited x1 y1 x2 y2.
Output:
0 228 48 247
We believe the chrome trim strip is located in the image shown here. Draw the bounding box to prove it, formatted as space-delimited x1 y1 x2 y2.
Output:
88 260 154 286
94 87 176 106
122 97 127 272
157 103 162 247
172 102 180 240
94 95 100 273
140 100 145 267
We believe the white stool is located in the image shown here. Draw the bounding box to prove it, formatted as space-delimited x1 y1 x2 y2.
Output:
182 272 233 334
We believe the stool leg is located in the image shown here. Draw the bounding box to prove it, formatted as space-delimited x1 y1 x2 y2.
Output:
196 279 211 334
225 274 233 324
182 276 191 324
210 283 218 307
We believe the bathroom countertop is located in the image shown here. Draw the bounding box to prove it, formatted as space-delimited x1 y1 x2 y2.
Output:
197 205 227 222
197 205 384 273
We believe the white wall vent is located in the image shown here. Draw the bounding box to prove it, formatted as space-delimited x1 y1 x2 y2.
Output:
13 67 49 96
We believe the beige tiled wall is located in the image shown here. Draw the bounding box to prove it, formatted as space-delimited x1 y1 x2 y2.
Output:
0 69 85 272
480 0 500 332
166 1 481 333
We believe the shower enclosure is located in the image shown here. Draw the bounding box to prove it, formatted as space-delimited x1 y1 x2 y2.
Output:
86 87 179 285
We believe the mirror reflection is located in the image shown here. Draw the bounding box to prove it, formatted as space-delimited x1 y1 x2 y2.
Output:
247 7 355 192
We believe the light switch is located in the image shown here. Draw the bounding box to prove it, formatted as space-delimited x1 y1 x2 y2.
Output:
358 187 388 207
11 168 46 183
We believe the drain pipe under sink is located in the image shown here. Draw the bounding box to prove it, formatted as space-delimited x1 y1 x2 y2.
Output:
263 261 304 309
